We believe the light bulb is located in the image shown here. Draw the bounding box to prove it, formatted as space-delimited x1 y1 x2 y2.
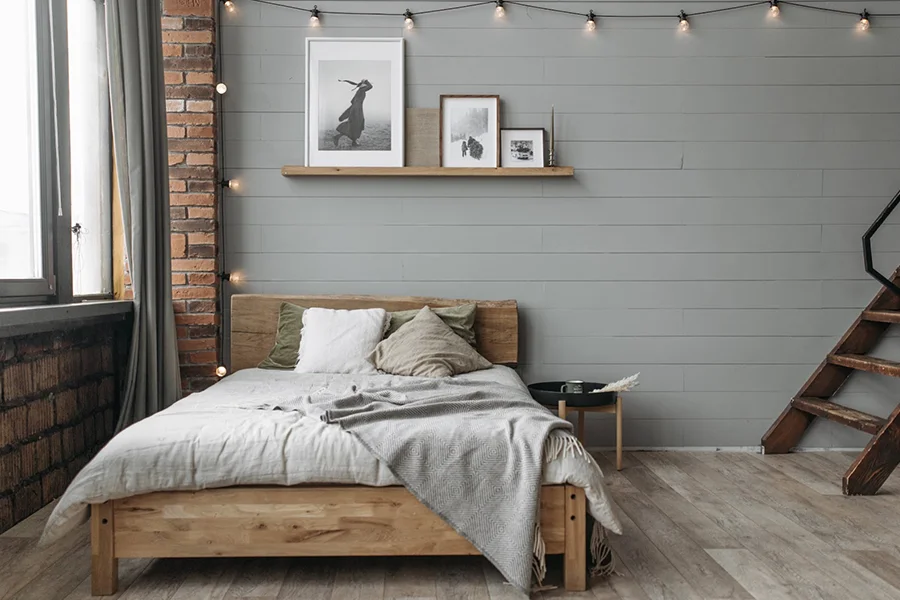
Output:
585 11 596 31
225 179 239 190
310 5 321 27
228 271 243 284
768 1 780 17
215 82 227 95
494 1 505 18
404 10 414 29
216 366 227 377
678 11 690 31
223 0 235 12
858 11 870 30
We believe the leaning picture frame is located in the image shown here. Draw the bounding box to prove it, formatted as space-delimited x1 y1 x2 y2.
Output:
439 95 500 168
305 38 405 167
500 128 546 168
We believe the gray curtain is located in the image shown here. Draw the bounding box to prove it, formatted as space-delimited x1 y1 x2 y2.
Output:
106 0 182 429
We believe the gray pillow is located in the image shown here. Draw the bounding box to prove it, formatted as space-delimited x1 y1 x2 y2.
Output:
258 302 306 370
371 306 492 378
387 303 477 346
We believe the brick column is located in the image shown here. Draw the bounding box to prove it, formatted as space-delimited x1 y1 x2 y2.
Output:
162 0 220 393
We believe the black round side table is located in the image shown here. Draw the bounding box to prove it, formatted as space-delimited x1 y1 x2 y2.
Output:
527 381 623 470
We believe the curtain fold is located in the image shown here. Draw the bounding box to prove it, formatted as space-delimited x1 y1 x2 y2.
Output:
106 0 182 429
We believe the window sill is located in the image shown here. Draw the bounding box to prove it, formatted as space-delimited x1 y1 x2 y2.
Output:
0 300 132 338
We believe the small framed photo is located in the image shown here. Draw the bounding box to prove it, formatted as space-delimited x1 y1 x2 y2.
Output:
440 95 500 168
305 38 405 167
500 128 546 168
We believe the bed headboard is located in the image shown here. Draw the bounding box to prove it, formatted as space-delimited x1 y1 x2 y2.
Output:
230 294 518 371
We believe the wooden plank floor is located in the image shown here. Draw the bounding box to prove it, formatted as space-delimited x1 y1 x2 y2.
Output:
2 452 899 600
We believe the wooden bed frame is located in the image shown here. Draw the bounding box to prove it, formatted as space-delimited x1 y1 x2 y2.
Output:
90 295 588 594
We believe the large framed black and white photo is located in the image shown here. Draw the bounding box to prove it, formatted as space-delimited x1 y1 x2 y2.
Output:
305 38 405 167
500 128 546 168
439 95 499 168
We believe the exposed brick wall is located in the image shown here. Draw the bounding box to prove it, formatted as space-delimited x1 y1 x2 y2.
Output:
163 0 221 394
0 322 129 533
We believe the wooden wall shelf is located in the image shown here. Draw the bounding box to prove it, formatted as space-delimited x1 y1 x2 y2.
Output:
280 166 574 177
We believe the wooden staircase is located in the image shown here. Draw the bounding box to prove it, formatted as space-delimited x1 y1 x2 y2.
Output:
761 266 900 495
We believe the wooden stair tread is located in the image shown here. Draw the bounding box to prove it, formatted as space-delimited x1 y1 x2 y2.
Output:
791 398 886 435
862 310 900 324
828 354 900 378
761 260 900 493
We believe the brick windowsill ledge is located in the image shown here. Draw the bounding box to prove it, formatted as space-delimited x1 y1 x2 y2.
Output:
0 301 132 339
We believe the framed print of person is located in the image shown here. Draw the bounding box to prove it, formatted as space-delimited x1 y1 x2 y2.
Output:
500 128 546 168
305 38 405 167
439 95 500 168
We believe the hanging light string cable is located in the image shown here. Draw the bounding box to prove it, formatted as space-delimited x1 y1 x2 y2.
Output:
778 1 865 15
215 0 230 371
226 0 900 24
688 0 769 17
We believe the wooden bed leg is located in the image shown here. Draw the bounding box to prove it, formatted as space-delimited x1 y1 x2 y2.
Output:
91 502 118 596
563 485 587 591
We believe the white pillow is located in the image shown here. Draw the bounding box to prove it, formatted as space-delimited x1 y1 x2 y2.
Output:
294 307 389 374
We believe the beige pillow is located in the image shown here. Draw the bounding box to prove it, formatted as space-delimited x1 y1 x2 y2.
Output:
387 303 477 346
371 306 492 378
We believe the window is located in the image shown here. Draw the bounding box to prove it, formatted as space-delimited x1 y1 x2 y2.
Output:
68 0 111 296
0 0 112 303
0 1 49 293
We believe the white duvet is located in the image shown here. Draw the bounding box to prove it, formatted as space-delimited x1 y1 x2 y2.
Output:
41 366 622 543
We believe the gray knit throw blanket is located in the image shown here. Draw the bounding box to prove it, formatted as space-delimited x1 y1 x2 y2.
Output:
312 378 573 594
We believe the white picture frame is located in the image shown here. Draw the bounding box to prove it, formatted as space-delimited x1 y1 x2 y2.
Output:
305 38 405 167
500 128 546 168
440 95 500 168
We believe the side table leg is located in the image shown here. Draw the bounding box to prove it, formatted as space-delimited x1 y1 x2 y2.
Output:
577 409 585 442
616 396 623 471
558 400 567 420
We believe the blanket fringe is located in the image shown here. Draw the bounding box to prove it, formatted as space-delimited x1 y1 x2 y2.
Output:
590 519 616 578
531 520 547 585
543 430 586 463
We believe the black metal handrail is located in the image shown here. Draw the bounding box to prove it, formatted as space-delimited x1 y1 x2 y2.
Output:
862 188 900 298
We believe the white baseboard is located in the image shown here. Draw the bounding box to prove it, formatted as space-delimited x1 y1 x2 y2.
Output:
585 446 763 453
584 446 865 453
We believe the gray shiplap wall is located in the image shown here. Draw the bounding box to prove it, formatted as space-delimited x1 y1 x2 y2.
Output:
220 1 900 448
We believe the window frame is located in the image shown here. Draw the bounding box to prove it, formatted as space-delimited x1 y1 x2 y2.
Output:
0 0 114 306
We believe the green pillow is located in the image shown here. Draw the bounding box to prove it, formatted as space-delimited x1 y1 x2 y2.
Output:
257 302 306 370
387 303 477 346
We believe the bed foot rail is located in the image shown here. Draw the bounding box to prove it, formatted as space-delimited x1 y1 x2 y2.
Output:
91 502 118 595
563 485 587 591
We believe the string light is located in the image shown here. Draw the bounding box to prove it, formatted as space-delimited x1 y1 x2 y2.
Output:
216 366 228 377
858 9 870 30
215 82 227 94
222 179 239 190
220 0 900 33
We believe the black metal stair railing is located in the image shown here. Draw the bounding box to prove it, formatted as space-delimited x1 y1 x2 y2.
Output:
862 188 900 298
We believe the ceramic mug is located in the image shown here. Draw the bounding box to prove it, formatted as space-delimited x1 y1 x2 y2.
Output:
560 380 584 394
